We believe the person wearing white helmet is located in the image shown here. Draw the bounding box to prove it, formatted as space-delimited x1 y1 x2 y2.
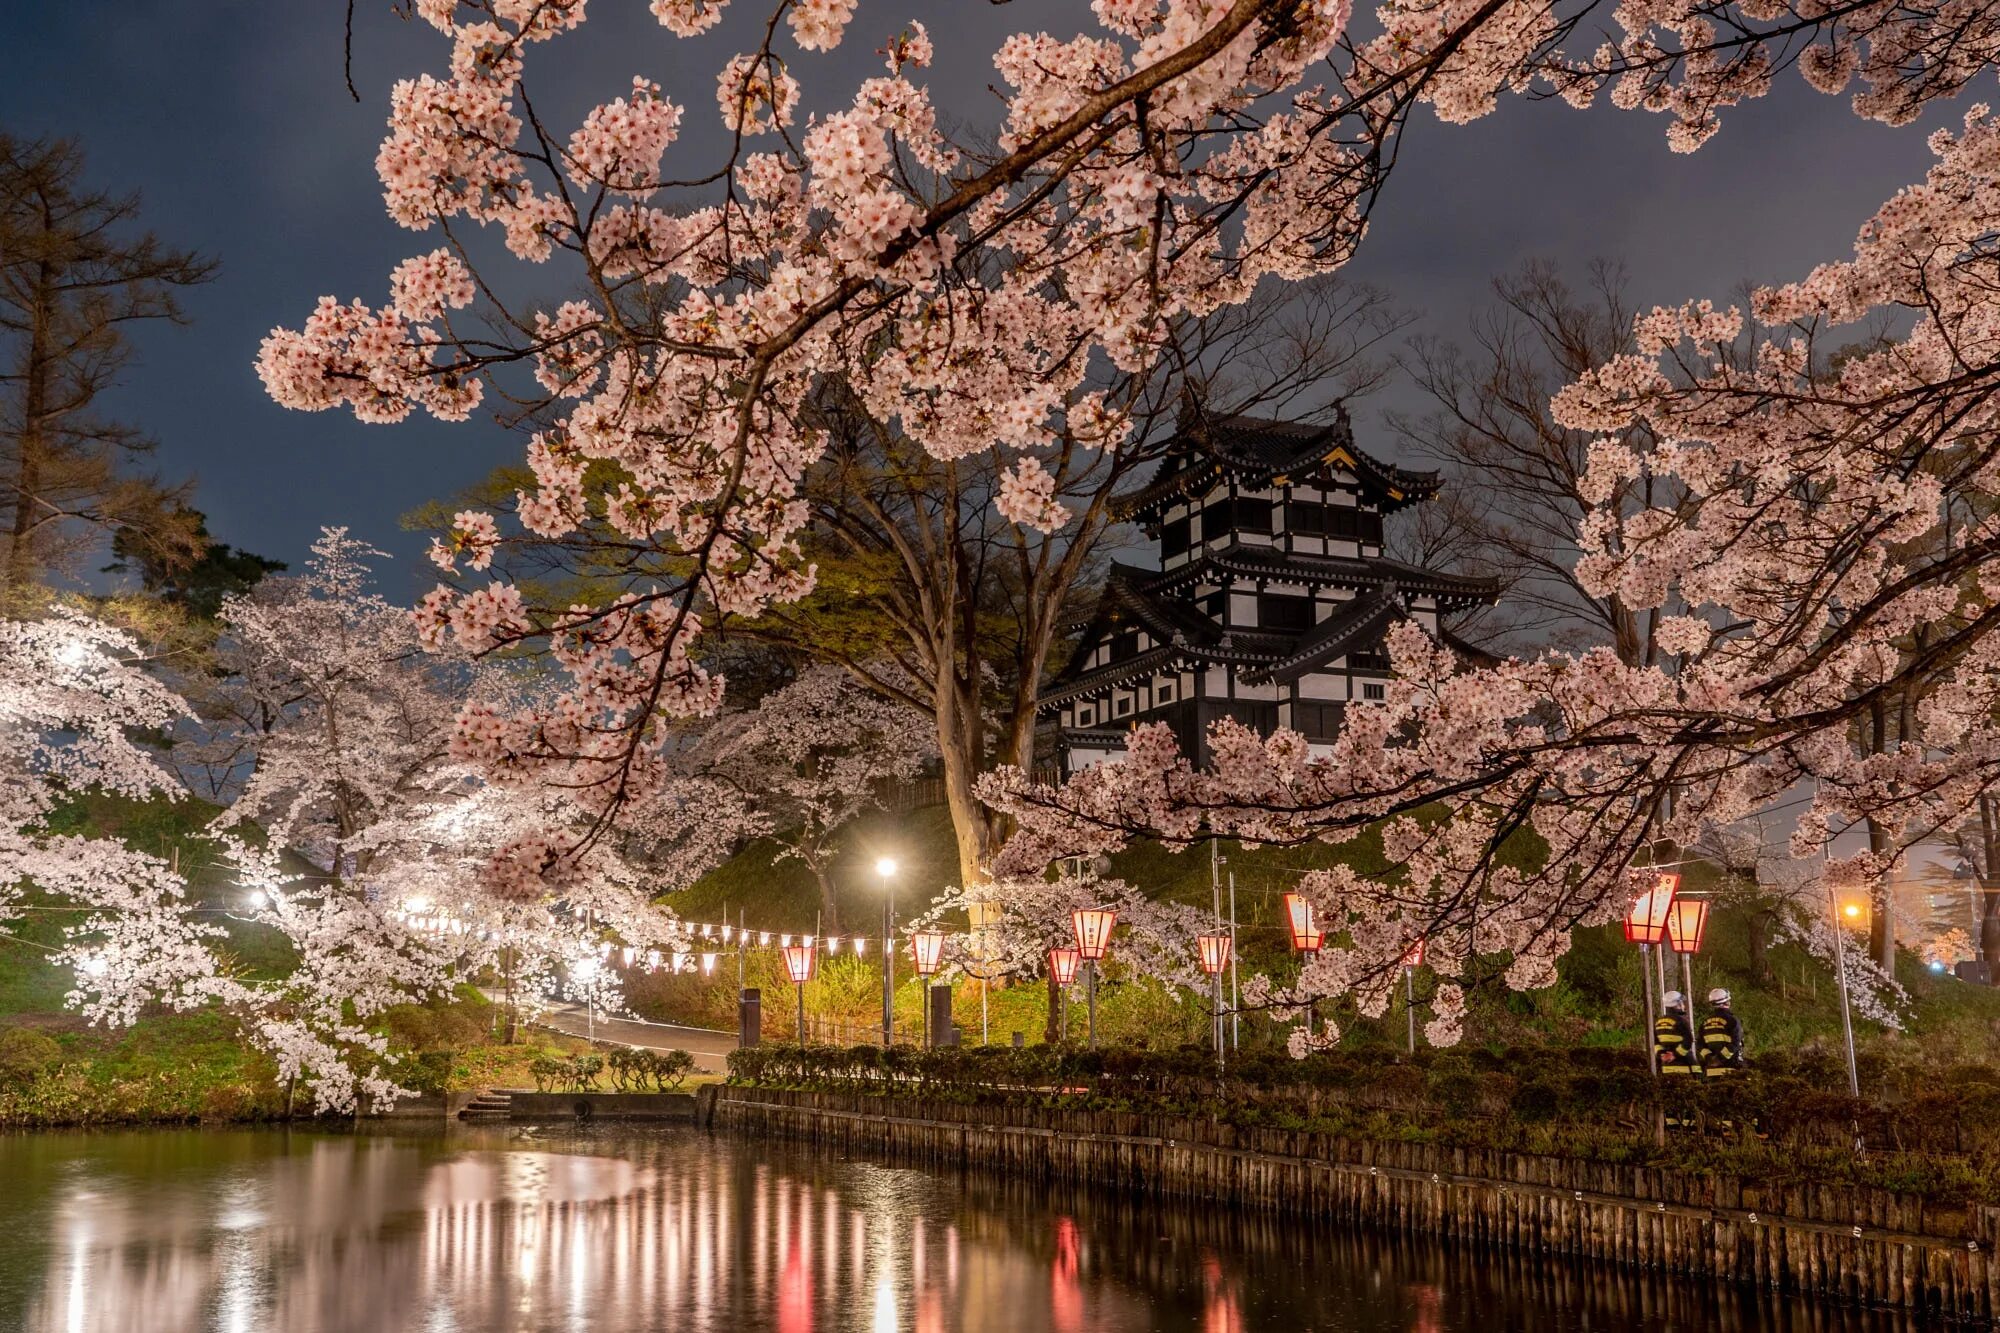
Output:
1699 987 1743 1075
1654 990 1697 1075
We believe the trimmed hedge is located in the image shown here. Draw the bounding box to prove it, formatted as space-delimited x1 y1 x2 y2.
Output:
726 1042 2000 1199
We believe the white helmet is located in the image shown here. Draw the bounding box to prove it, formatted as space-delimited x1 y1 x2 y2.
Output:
1708 988 1732 1006
1662 990 1685 1009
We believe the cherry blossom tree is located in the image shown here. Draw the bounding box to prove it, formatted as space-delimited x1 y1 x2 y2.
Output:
195 528 696 1045
677 665 932 929
0 606 435 1111
255 0 1955 863
0 607 192 930
913 868 1215 1032
991 102 2000 1041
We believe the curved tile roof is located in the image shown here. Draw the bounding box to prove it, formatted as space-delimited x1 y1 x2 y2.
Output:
1113 406 1443 520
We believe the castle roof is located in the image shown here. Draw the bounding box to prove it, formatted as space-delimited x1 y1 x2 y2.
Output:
1114 407 1443 522
1038 552 1498 707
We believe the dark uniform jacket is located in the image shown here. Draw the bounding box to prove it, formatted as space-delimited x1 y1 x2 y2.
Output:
1654 1011 1697 1074
1698 1007 1743 1073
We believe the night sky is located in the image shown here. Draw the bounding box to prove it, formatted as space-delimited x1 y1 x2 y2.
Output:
0 1 1967 600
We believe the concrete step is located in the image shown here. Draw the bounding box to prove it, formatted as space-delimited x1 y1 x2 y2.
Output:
458 1090 515 1121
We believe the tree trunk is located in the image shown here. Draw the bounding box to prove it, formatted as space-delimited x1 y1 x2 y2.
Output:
805 856 842 935
1044 970 1061 1044
1745 907 1772 986
936 671 998 888
1866 815 1895 972
6 261 52 602
1866 699 1895 971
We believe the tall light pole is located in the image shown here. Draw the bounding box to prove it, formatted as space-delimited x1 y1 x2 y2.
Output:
1401 938 1426 1055
1828 886 1863 1098
966 900 1001 1045
876 857 898 1046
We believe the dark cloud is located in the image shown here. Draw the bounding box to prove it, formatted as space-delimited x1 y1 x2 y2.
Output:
0 3 1964 599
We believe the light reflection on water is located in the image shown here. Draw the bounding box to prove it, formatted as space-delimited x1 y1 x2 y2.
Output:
0 1126 1948 1333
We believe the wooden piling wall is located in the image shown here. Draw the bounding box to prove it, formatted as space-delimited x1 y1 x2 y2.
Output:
716 1085 2000 1320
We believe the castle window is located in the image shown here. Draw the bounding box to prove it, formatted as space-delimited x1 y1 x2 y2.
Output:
1161 516 1191 556
1115 696 1133 717
1257 593 1314 632
1361 682 1386 700
1233 497 1273 533
1293 699 1345 739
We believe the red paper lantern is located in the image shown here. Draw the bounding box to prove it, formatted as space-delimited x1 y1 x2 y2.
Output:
910 929 946 977
1623 872 1679 946
781 943 817 984
1072 907 1117 961
1666 897 1710 956
1282 891 1323 955
1402 937 1426 969
1047 946 1081 986
1196 932 1232 976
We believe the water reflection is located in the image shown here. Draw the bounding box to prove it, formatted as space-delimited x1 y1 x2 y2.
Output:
0 1126 1948 1333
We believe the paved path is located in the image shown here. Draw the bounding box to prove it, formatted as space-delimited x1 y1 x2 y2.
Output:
513 998 738 1074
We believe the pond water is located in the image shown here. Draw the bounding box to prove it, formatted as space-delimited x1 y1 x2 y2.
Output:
0 1125 1950 1333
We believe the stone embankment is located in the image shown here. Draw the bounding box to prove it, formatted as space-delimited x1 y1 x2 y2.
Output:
709 1084 1999 1320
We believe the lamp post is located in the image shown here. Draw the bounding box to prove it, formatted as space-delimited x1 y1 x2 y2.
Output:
1282 891 1324 1037
1047 946 1081 1043
1401 938 1426 1054
1624 873 1678 1076
911 928 945 1047
573 955 599 1044
966 899 1002 1045
1197 932 1231 1060
782 943 817 1045
876 857 898 1046
1827 886 1863 1098
1071 908 1116 1048
1665 896 1710 1009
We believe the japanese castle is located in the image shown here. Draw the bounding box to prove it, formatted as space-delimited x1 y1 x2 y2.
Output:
1040 408 1500 771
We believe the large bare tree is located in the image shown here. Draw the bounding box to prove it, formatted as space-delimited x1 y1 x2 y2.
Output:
1390 259 1666 665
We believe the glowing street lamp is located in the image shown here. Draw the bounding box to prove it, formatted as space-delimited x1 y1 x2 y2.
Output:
911 929 945 976
1196 933 1232 976
1046 945 1082 1044
961 901 1007 1046
876 856 899 1046
1665 896 1710 1025
1624 873 1678 946
911 928 946 1048
1282 892 1324 956
1197 932 1231 1058
1071 908 1117 1048
1666 898 1709 955
1625 871 1679 1077
1072 908 1116 960
783 942 818 1045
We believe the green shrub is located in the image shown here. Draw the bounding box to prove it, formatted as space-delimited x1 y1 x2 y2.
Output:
0 1027 61 1089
